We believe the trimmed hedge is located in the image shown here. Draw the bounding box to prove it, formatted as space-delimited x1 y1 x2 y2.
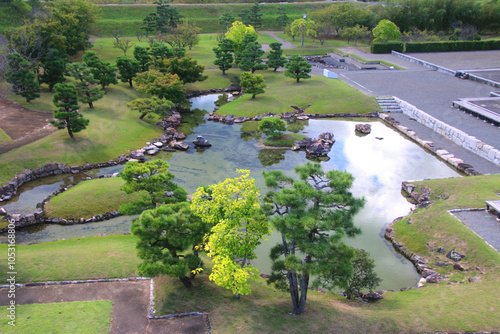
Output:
405 40 500 52
370 42 404 54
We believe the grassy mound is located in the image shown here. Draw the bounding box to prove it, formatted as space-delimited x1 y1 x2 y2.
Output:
217 71 380 117
0 128 12 145
44 178 146 219
0 301 112 334
263 133 306 147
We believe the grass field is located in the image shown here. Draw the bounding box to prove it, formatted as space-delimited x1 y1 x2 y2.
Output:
0 83 162 185
0 128 12 145
217 70 380 117
0 301 112 334
0 235 140 283
263 133 306 147
44 178 146 219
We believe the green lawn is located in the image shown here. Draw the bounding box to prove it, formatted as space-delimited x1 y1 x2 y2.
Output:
0 83 162 185
44 178 146 219
0 235 139 284
263 133 306 147
217 70 380 117
0 128 12 145
0 301 112 334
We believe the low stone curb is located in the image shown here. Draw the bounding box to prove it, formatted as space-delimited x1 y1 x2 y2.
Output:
0 277 150 289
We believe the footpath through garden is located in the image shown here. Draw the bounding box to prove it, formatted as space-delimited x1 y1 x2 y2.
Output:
0 280 207 333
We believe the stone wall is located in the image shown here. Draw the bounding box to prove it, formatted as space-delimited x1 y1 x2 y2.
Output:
391 51 456 75
393 97 500 166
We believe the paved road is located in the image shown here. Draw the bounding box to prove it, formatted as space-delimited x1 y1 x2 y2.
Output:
453 210 500 252
0 281 206 334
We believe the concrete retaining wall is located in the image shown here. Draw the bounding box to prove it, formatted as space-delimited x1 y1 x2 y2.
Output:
393 97 500 166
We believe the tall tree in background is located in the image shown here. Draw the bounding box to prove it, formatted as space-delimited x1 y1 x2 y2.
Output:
291 18 316 47
277 6 289 33
134 69 186 103
116 56 141 88
238 40 267 73
372 19 401 42
5 53 40 102
133 46 152 72
157 56 207 84
51 83 89 139
113 39 135 56
284 55 312 83
142 13 157 38
164 20 201 51
213 38 234 75
240 72 266 99
83 51 117 90
219 11 236 32
246 2 263 31
39 48 68 91
131 202 209 288
225 21 258 54
191 170 271 297
266 42 286 71
66 62 104 109
262 162 365 315
155 1 183 33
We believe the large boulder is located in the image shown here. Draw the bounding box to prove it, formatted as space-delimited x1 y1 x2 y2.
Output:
170 140 189 151
130 151 145 160
193 135 211 148
446 249 465 262
362 292 384 302
306 141 331 156
355 124 372 134
292 137 315 151
318 132 335 144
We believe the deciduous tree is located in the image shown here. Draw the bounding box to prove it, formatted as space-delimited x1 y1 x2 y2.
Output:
51 83 89 139
131 202 209 288
134 69 186 103
291 18 316 47
240 72 266 99
191 170 271 296
164 20 201 51
341 25 371 45
284 55 312 83
113 39 135 56
262 162 365 315
372 19 401 42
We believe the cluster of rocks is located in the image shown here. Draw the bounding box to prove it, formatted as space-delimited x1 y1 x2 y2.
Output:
402 182 432 208
292 132 335 156
355 123 372 134
0 173 122 232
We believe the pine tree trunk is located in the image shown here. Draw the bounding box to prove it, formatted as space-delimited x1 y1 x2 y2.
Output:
66 118 74 139
179 276 193 288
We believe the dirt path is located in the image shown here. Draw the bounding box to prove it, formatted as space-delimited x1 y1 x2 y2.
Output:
0 98 57 155
0 281 207 334
262 31 296 49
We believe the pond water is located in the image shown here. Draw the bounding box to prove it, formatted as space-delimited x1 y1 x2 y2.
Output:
0 93 461 290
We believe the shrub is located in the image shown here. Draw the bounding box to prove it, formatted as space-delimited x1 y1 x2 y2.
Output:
370 42 404 54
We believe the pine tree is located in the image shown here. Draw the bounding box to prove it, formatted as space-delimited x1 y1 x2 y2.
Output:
66 62 105 109
83 51 117 90
116 56 141 88
266 42 287 71
39 48 68 91
6 53 40 102
284 55 312 83
51 83 89 139
213 38 234 75
240 71 266 99
133 46 152 72
238 41 268 73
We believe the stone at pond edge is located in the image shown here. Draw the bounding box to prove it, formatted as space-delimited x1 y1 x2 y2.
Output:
468 276 481 283
362 292 384 302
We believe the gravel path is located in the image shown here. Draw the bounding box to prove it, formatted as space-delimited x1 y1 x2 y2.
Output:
452 210 500 252
262 31 296 49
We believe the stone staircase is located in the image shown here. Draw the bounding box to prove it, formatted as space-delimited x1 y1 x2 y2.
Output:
376 96 402 113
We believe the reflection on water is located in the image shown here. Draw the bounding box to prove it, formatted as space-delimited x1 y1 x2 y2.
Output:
1 93 461 290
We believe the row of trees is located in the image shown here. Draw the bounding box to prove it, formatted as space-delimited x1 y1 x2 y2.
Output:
124 160 381 314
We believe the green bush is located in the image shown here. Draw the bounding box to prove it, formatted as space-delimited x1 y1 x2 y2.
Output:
370 42 404 54
405 40 500 52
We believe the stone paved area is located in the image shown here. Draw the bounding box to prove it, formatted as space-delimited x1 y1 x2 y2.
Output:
452 210 500 252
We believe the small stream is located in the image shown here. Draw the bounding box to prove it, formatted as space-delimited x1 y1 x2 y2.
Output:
0 93 461 290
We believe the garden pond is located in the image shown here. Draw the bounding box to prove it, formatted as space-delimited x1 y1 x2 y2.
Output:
0 93 461 291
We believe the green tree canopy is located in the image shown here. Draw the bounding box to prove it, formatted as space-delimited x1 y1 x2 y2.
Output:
219 11 235 31
213 38 234 75
39 48 68 92
284 55 312 83
262 162 365 314
133 46 152 72
142 12 157 38
51 83 89 139
238 40 267 73
342 249 382 300
191 170 271 296
5 53 40 102
127 96 173 120
83 51 118 90
164 20 201 51
134 69 186 103
372 19 401 42
240 72 266 99
120 160 187 214
131 202 209 288
225 21 258 52
155 1 183 33
116 56 141 88
266 42 287 71
291 18 316 47
66 62 104 109
156 56 207 84
258 117 287 138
